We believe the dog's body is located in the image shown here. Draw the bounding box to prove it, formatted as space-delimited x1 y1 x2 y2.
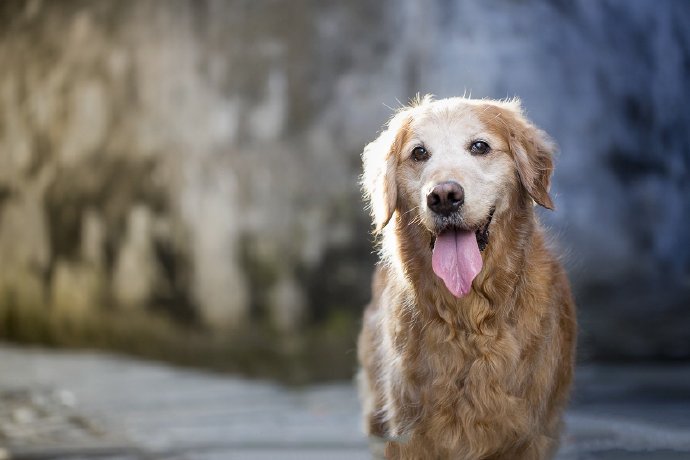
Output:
358 96 576 459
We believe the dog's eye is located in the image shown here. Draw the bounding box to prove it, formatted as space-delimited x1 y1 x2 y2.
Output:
470 141 490 155
411 146 430 162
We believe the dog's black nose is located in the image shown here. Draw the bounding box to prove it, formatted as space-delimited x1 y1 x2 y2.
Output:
427 181 464 216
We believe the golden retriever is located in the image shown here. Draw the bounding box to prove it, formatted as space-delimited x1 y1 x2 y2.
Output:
357 95 576 459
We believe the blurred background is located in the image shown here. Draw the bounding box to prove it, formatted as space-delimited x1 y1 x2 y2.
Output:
0 0 689 385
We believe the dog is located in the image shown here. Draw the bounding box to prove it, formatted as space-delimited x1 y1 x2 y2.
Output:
357 95 576 459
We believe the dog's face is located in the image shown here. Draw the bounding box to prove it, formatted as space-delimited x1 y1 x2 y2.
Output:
362 96 555 296
396 102 514 238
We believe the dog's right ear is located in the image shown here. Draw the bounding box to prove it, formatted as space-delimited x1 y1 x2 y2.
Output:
361 112 411 234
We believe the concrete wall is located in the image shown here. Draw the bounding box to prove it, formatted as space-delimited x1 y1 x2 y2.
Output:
0 0 688 361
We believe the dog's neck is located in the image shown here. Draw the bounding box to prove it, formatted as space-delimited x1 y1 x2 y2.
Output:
383 190 539 334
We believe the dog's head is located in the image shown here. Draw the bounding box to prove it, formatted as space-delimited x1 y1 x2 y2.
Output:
361 96 555 297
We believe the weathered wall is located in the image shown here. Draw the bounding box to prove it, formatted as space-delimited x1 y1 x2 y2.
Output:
0 0 688 362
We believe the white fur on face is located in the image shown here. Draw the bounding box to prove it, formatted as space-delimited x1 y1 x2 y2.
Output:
396 100 517 233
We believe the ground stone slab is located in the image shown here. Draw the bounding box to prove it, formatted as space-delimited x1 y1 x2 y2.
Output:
0 345 688 459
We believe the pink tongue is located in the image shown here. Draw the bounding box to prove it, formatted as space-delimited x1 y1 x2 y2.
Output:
432 230 483 298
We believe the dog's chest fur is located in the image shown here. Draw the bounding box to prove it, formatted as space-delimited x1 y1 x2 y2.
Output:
382 291 534 455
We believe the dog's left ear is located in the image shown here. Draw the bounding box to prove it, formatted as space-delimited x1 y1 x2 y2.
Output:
361 112 411 233
503 103 556 210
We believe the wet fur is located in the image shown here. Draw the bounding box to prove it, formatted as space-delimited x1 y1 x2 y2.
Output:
358 96 576 459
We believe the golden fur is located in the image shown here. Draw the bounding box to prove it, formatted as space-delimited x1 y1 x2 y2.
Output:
358 96 577 459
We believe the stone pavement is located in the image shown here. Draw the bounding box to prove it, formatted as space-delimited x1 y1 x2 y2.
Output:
0 344 688 459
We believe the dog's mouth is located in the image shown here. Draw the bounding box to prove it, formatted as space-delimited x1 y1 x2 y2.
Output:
429 207 495 298
429 207 495 252
475 207 495 252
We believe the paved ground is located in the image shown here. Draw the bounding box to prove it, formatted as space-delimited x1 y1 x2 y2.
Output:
0 344 688 459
